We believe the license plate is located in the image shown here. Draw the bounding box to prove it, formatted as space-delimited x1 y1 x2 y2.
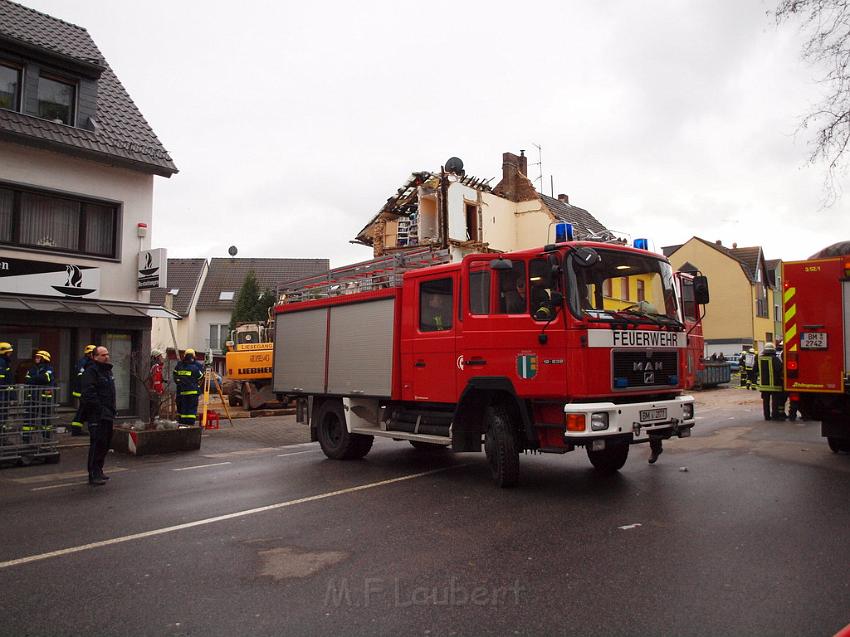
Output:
800 332 827 349
639 408 667 422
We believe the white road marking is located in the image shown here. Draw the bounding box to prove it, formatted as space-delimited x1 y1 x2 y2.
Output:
10 468 128 484
173 462 232 472
31 482 88 492
276 450 316 457
618 523 642 530
0 466 461 570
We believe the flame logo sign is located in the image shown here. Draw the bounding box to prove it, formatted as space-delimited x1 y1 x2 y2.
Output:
65 264 83 288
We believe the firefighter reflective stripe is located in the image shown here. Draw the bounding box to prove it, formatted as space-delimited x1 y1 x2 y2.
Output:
757 355 782 391
72 391 81 398
176 370 193 376
70 421 83 428
180 390 199 396
179 414 197 419
784 287 799 353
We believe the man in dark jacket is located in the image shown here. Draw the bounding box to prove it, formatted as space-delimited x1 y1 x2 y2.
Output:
174 349 204 426
80 346 116 486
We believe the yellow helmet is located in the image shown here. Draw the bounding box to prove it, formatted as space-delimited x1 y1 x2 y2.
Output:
35 350 51 362
0 342 12 354
84 344 96 354
184 348 196 357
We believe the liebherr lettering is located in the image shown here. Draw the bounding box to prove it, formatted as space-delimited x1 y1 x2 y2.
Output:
613 331 679 347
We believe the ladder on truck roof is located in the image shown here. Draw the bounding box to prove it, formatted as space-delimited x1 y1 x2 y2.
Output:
276 247 451 305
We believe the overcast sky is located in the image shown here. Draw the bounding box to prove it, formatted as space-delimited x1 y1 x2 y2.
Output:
18 0 850 266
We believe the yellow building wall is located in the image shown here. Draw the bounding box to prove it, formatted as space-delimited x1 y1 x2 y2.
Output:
667 239 754 343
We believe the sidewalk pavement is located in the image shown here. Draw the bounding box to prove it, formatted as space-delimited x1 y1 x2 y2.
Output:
58 413 312 451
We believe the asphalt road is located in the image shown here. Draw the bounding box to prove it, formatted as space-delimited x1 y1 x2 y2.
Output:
1 388 848 637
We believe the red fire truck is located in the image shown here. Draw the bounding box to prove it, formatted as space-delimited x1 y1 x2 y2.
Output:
273 241 709 487
782 242 850 453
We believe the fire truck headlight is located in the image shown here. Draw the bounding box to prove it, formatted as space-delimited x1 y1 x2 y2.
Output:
590 412 609 431
566 414 586 432
683 403 694 420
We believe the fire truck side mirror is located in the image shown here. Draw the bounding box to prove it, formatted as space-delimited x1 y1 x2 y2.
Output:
693 275 710 304
490 258 513 271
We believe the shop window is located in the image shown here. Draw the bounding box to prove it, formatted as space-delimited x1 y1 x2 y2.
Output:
38 74 76 125
0 62 21 111
620 277 629 300
637 279 645 302
0 184 119 258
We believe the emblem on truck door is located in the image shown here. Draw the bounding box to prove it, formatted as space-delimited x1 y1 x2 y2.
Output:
456 355 465 371
516 353 538 380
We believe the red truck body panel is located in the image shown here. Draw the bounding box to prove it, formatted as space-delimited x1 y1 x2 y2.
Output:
783 257 846 394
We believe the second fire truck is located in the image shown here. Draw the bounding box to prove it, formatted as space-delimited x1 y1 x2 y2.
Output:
273 241 709 487
782 241 850 453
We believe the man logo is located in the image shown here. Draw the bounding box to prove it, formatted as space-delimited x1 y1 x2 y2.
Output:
644 371 655 384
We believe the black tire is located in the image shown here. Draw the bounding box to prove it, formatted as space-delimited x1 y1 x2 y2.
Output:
484 404 520 488
586 442 629 474
315 400 373 460
827 437 850 453
43 453 60 465
409 440 447 451
228 393 240 407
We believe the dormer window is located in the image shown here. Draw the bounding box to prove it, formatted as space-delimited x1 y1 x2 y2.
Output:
37 74 75 125
0 62 21 112
219 291 234 301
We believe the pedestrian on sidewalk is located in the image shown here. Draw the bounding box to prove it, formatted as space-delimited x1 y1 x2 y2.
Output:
80 346 116 486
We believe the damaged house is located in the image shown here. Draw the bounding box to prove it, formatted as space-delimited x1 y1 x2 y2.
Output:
354 151 611 260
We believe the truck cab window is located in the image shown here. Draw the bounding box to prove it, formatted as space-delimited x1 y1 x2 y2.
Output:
529 258 556 321
468 266 490 315
420 278 453 332
497 261 526 314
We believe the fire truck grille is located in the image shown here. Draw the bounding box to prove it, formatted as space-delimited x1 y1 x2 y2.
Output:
612 351 679 389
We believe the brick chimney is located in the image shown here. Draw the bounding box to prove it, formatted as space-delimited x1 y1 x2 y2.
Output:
492 150 538 203
557 194 569 204
715 239 722 246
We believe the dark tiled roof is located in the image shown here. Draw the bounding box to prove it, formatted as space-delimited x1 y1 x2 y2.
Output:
727 246 761 280
149 258 207 317
0 0 177 176
196 258 329 311
539 194 608 238
661 244 682 257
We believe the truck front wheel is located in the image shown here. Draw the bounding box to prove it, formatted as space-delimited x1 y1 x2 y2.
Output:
586 442 629 474
315 400 373 460
827 437 850 453
484 404 520 488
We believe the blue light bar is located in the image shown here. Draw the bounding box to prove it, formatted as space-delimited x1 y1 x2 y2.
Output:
555 222 574 243
634 238 649 250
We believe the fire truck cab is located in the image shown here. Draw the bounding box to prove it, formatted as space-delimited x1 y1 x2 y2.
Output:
274 242 708 487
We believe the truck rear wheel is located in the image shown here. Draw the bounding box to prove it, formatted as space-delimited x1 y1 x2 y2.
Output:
484 404 519 488
827 437 850 453
586 442 629 474
315 400 373 460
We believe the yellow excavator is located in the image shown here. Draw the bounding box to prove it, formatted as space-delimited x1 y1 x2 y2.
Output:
224 321 275 409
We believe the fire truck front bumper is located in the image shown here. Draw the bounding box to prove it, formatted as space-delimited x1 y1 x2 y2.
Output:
562 396 695 448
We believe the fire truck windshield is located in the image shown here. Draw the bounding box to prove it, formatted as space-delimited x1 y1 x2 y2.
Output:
565 248 680 325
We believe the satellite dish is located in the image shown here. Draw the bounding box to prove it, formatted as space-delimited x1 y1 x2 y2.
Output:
228 246 238 257
445 156 464 175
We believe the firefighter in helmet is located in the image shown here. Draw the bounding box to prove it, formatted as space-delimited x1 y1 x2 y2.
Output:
0 342 15 436
25 350 55 435
756 342 787 420
743 347 757 389
173 349 204 426
70 344 96 436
